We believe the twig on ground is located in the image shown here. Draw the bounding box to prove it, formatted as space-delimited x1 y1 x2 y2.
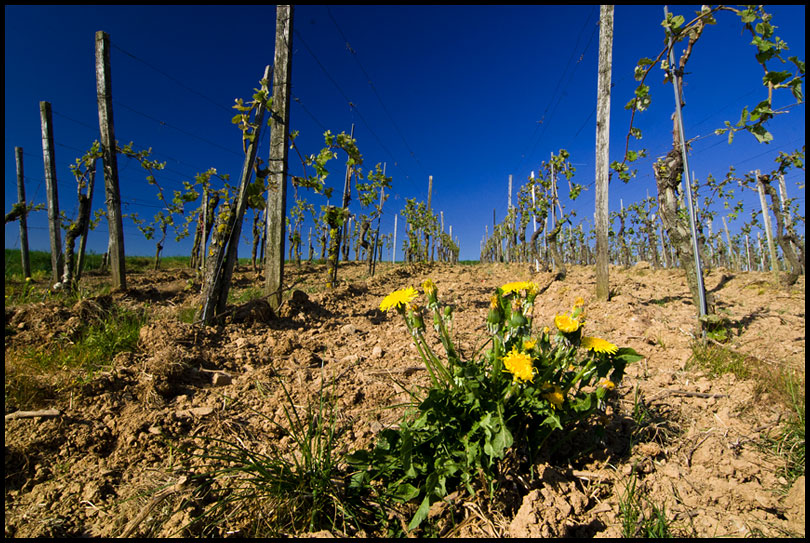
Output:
651 389 728 401
5 408 61 421
119 476 189 538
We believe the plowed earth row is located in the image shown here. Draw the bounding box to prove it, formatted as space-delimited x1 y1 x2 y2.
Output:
5 261 805 537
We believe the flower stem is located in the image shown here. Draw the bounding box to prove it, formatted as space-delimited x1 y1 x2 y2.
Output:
565 357 596 395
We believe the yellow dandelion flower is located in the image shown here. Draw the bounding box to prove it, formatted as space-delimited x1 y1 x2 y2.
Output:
422 278 437 297
523 339 537 350
554 313 581 333
598 377 616 390
574 296 585 307
502 347 534 382
501 281 538 295
380 287 418 312
581 336 618 355
490 294 499 309
543 384 564 409
500 281 524 294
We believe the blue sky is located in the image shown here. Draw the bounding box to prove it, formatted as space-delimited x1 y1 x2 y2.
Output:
4 5 805 263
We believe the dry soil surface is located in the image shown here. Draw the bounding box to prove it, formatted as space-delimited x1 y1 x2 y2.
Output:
4 261 805 537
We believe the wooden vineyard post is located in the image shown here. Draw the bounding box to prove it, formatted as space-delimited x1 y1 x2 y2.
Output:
721 215 733 270
392 214 397 263
663 5 708 326
95 31 126 291
595 4 613 300
507 174 512 263
745 234 752 271
492 209 497 262
508 174 517 263
531 181 539 272
705 213 715 267
40 102 63 285
15 147 32 279
756 170 802 285
755 169 779 281
200 66 271 324
265 5 294 309
439 210 445 261
427 175 433 262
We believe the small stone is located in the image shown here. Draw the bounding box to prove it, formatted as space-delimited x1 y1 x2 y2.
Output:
211 372 232 386
341 354 359 364
175 406 215 419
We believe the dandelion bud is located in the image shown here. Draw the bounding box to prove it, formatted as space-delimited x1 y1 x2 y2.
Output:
409 305 426 332
509 311 528 328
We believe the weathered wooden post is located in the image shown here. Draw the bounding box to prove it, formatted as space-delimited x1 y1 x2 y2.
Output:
755 169 779 280
15 147 32 279
392 214 397 263
40 102 63 285
95 30 126 290
426 175 433 262
265 4 294 309
721 215 733 270
531 179 539 271
745 234 752 271
595 4 613 300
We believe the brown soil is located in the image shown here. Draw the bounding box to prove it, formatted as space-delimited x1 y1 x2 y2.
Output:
4 261 805 537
